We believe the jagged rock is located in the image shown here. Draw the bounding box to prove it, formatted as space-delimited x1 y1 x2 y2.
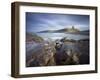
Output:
26 41 56 67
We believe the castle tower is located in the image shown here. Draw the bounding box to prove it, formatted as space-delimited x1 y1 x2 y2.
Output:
72 26 75 30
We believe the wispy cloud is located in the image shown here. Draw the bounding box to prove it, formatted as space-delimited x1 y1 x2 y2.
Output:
26 12 89 32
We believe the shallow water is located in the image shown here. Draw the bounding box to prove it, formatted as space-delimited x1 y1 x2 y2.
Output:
36 32 89 40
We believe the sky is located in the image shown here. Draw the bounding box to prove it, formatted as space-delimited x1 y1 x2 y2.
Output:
26 12 90 33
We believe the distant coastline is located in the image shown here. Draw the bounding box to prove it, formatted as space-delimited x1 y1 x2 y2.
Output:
38 26 89 35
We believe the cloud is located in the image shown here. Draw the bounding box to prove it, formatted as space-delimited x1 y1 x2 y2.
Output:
26 13 89 32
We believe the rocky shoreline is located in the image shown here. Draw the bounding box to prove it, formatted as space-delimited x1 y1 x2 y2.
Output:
26 36 89 67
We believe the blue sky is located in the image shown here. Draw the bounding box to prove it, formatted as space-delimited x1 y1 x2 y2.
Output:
26 12 89 33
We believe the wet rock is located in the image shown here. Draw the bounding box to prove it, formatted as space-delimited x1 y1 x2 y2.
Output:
26 41 56 67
